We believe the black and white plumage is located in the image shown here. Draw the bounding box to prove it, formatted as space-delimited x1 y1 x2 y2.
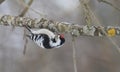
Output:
24 25 65 49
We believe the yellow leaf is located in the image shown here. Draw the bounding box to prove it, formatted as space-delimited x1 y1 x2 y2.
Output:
107 28 116 37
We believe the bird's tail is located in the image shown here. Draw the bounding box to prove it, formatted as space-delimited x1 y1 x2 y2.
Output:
23 25 33 39
24 25 32 33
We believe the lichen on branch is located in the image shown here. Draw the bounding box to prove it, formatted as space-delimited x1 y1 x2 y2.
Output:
0 15 120 37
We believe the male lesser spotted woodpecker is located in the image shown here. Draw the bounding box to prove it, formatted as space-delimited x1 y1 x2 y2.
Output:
24 25 65 49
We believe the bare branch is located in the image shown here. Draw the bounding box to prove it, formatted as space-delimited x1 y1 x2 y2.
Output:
72 37 77 72
18 0 34 55
17 0 46 17
0 0 5 4
19 0 33 17
79 0 120 52
79 0 92 26
98 0 120 12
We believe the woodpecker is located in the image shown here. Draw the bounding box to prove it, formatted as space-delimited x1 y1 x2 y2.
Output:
24 25 65 49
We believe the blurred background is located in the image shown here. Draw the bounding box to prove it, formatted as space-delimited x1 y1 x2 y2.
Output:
0 0 120 72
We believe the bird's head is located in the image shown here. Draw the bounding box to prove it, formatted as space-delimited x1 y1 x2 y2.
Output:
51 34 65 48
59 34 65 45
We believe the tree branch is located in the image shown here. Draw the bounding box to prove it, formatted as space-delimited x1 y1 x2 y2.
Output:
0 15 120 37
79 0 92 26
19 0 33 17
0 0 5 4
98 0 120 12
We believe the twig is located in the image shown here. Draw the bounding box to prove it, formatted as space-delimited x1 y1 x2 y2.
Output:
17 0 46 17
72 36 77 72
98 0 120 12
23 27 28 55
79 0 120 52
19 0 33 17
18 0 34 55
79 0 92 26
0 0 4 4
